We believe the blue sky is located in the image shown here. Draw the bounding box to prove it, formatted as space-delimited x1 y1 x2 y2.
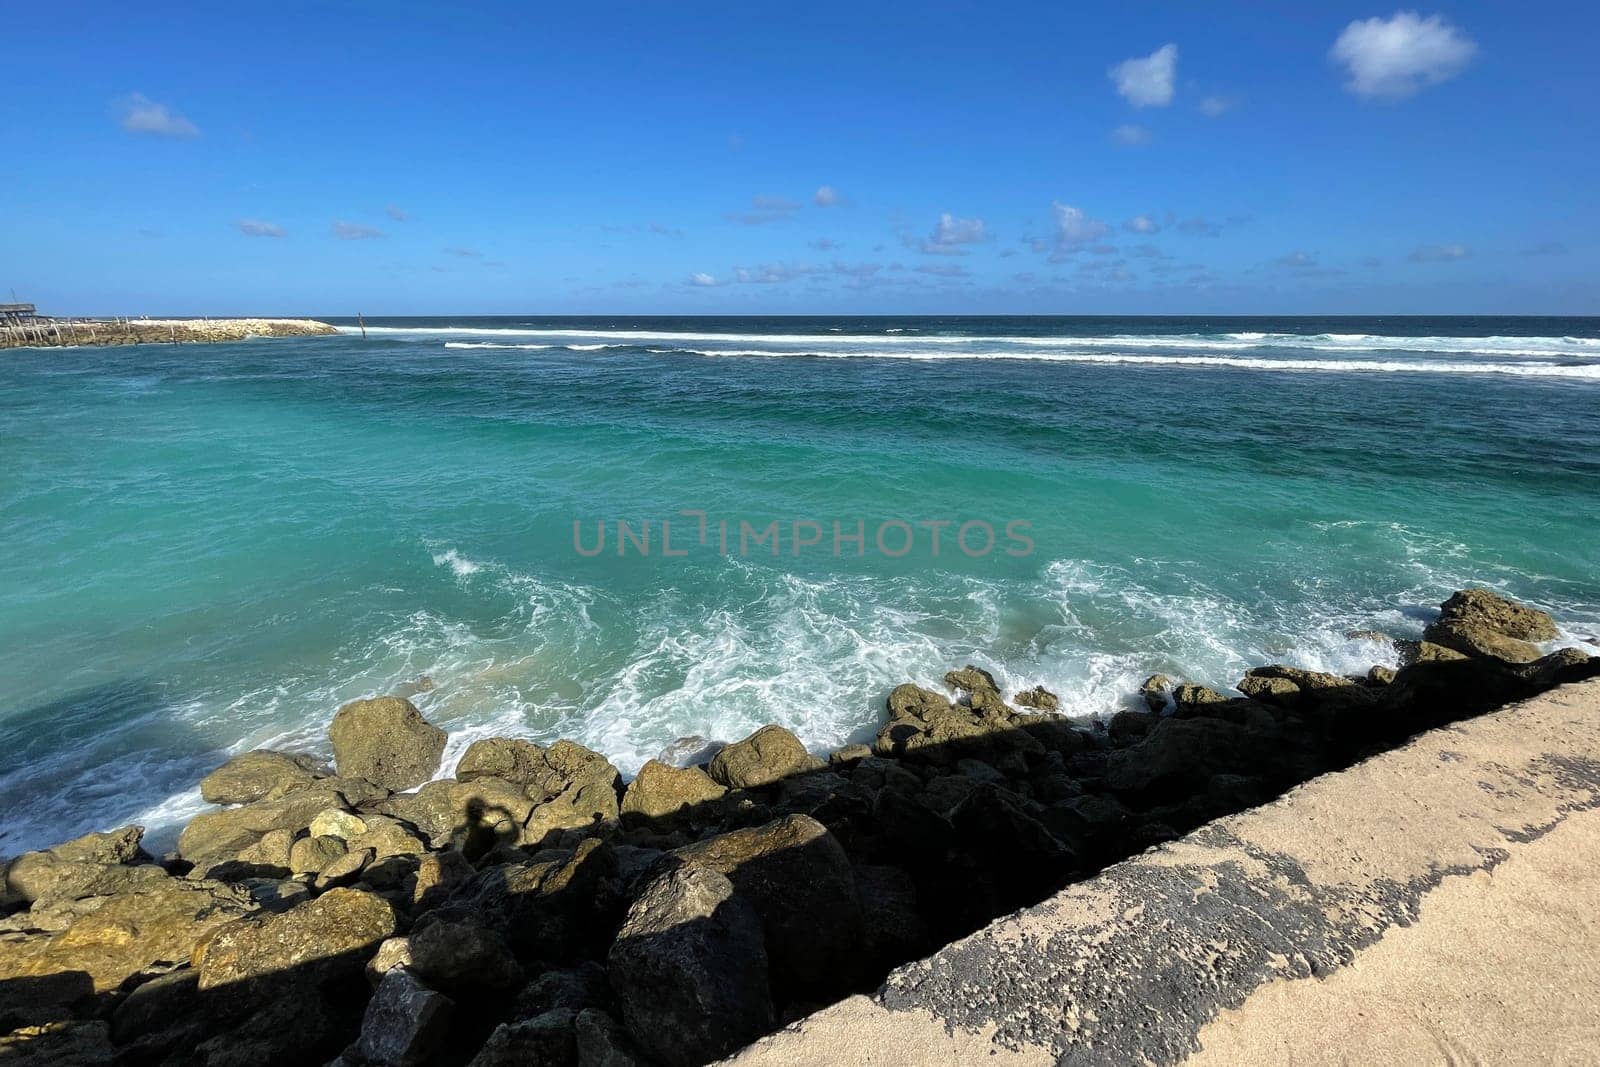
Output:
3 2 1597 315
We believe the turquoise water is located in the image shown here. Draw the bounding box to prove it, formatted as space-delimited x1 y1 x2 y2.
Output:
3 316 1599 853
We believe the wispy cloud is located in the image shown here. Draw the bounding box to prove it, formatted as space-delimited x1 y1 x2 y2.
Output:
810 237 842 251
116 93 199 138
1408 242 1470 262
725 196 801 225
1050 202 1111 255
1331 12 1477 100
444 246 482 258
1274 250 1318 268
1109 44 1177 108
1522 241 1569 257
814 185 842 207
915 213 986 255
1198 94 1236 117
733 262 816 284
1112 124 1152 146
689 272 720 287
915 263 969 278
1123 214 1161 235
648 222 684 238
831 261 881 278
1177 216 1222 237
386 204 408 222
332 221 385 240
236 219 284 238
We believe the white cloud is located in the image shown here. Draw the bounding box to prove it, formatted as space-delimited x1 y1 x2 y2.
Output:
1275 250 1317 268
814 185 841 206
1408 242 1470 262
386 204 408 222
810 237 841 251
726 195 801 225
921 213 985 255
1109 44 1177 108
1124 214 1160 234
1331 12 1477 100
331 221 385 240
1198 94 1234 117
689 272 719 287
116 93 199 138
1112 124 1152 146
1051 202 1111 250
236 219 284 238
733 262 817 284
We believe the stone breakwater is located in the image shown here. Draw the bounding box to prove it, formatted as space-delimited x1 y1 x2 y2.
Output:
2 588 1597 1066
0 318 338 349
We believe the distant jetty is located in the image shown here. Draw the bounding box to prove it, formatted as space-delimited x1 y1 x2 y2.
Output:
0 307 338 350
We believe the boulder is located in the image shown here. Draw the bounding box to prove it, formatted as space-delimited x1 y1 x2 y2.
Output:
329 696 448 791
468 1008 576 1067
522 742 623 844
195 887 397 990
0 878 256 993
456 737 547 785
657 735 723 767
366 936 414 987
1104 716 1279 801
409 916 524 993
948 782 1074 893
288 834 348 875
452 838 617 961
347 815 430 859
620 759 727 819
886 683 955 721
178 781 374 870
607 865 774 1067
575 1008 646 1066
828 743 873 766
1012 685 1060 711
200 750 329 805
671 813 863 997
1422 589 1560 663
359 968 454 1067
412 851 475 909
1107 709 1158 744
853 863 928 970
707 725 820 789
1173 683 1229 708
514 961 614 1018
1139 673 1174 712
378 776 534 855
1 825 153 908
313 846 373 891
309 808 367 840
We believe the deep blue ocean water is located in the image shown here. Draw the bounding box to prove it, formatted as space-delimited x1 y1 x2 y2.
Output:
3 315 1598 852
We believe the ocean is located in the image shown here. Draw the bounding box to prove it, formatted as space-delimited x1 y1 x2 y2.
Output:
3 315 1598 854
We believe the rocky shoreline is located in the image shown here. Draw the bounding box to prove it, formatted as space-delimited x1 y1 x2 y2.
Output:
0 318 338 350
2 588 1597 1066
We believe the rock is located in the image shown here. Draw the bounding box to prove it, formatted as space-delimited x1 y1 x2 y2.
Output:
195 887 397 990
1104 716 1279 801
1 826 153 908
412 850 475 908
366 936 414 987
657 735 724 767
456 737 546 785
1139 673 1174 712
1107 709 1158 744
522 742 623 844
0 1020 116 1065
1236 673 1300 703
948 782 1073 882
200 750 329 805
828 744 873 765
204 826 295 880
574 1008 645 1066
178 782 371 870
329 696 448 791
314 847 373 890
0 877 257 993
468 1008 576 1067
453 838 617 961
945 665 1009 716
1173 683 1229 708
607 865 774 1067
671 813 863 997
707 725 820 789
309 808 367 840
359 968 454 1067
1013 685 1060 711
1368 664 1398 686
289 834 348 875
853 863 928 969
409 916 524 993
515 961 614 1017
1422 589 1559 664
379 776 535 854
620 759 727 819
110 967 200 1045
347 815 429 859
886 683 955 721
871 785 953 862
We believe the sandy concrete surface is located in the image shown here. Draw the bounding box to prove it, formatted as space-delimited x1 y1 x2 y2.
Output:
727 678 1600 1066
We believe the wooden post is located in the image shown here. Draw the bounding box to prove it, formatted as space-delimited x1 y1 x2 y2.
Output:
358 312 367 340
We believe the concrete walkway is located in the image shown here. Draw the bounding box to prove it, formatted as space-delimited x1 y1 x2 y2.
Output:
728 679 1600 1065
